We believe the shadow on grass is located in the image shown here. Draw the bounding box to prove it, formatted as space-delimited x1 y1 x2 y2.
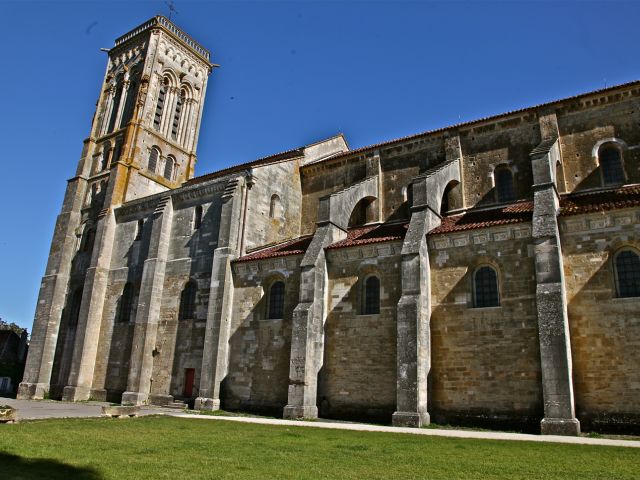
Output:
0 452 103 480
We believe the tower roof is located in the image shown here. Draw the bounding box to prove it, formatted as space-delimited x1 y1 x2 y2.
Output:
113 15 211 65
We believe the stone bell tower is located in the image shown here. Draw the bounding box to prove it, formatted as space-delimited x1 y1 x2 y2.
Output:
18 17 213 401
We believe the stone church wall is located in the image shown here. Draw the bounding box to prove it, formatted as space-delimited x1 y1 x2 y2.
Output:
300 158 368 234
242 160 303 252
429 224 542 430
561 209 640 432
321 243 402 422
557 96 640 192
224 256 302 414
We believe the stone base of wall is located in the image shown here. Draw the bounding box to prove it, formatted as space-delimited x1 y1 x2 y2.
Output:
322 404 396 425
578 412 640 435
431 409 543 434
89 388 107 402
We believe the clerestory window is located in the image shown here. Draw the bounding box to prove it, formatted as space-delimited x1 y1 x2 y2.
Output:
495 165 516 203
599 146 625 186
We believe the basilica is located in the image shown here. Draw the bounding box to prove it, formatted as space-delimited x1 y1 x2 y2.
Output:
19 16 640 435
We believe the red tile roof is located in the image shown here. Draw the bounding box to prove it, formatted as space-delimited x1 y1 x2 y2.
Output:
560 184 640 216
233 235 313 263
234 185 640 263
327 222 408 249
429 201 534 235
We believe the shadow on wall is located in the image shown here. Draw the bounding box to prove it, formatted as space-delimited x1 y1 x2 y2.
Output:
566 257 640 434
167 200 222 401
429 265 543 434
0 452 103 480
222 276 293 417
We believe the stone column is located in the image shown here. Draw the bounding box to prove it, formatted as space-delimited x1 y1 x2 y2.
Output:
18 176 88 399
62 205 116 402
100 87 115 137
530 136 580 436
393 207 439 427
122 195 174 405
393 142 461 427
284 176 379 420
113 78 130 129
283 223 345 419
161 87 178 137
195 177 245 410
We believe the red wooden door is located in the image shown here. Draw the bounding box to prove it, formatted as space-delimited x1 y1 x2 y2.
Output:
183 368 195 397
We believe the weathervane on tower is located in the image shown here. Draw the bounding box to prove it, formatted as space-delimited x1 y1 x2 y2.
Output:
164 0 178 20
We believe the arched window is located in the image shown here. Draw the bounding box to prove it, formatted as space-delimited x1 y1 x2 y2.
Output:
193 205 203 230
117 283 134 323
362 276 380 314
107 82 123 133
269 194 281 219
473 266 500 308
148 146 160 174
495 165 516 203
267 281 285 319
153 78 169 131
614 249 640 298
179 280 197 320
69 288 84 327
171 89 186 140
600 146 625 185
164 155 175 181
100 143 111 171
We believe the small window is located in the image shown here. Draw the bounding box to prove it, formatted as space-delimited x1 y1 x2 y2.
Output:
362 276 380 314
154 78 168 131
118 283 134 323
179 280 197 320
194 205 203 230
614 249 640 298
473 266 500 308
495 165 516 203
148 147 160 174
164 155 175 181
267 281 285 319
600 146 625 186
134 219 144 241
269 194 281 219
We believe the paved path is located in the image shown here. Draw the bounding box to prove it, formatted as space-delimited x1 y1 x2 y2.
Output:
0 397 165 420
2 397 639 448
172 412 640 448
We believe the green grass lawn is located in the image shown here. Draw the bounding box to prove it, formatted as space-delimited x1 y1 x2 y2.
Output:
0 417 638 479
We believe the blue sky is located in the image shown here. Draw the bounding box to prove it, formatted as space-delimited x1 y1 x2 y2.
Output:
1 0 638 330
